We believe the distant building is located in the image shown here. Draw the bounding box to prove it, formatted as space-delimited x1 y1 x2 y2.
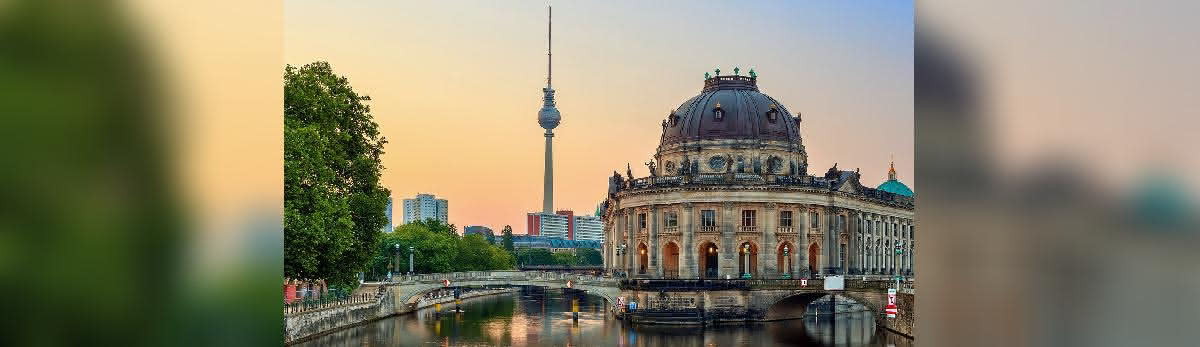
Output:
403 193 448 224
463 225 494 239
511 235 601 250
383 196 394 232
526 212 567 238
573 215 604 242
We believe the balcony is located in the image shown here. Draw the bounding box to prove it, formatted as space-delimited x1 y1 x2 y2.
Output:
698 226 718 233
662 226 680 234
777 226 795 233
739 226 757 232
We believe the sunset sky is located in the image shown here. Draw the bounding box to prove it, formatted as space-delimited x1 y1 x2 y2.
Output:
284 1 913 234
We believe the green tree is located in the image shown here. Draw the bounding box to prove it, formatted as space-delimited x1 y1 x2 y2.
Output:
285 61 390 288
552 252 577 266
576 248 603 266
516 248 556 266
501 225 515 253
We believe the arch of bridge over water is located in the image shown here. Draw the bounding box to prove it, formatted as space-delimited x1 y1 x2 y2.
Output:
382 271 908 329
385 271 623 311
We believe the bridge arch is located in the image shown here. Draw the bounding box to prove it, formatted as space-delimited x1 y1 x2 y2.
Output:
761 290 883 324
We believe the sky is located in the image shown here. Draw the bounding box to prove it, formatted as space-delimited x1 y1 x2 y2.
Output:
284 1 913 234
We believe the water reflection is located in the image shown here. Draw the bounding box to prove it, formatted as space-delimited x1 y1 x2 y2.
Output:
295 287 911 346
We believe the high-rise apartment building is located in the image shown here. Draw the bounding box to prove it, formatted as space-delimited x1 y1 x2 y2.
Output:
402 193 448 224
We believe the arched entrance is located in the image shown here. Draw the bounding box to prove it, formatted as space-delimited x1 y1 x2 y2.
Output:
637 243 648 275
776 242 795 278
663 242 680 278
738 242 759 278
698 241 719 278
808 243 820 275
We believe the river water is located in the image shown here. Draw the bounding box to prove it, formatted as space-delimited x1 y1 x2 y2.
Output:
295 287 912 346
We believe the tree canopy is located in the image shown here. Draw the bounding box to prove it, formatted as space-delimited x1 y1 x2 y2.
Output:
368 222 515 279
285 61 389 288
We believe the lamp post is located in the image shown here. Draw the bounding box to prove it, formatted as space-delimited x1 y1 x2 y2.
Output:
782 245 791 279
392 243 399 281
742 243 751 279
408 246 414 275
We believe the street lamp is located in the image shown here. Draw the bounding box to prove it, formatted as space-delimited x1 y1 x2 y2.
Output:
742 243 752 279
782 245 791 279
408 246 414 275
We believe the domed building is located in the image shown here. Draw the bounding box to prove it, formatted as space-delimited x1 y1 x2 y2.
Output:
602 71 914 279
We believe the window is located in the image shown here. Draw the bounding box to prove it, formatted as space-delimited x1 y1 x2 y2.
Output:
638 213 647 230
664 211 678 227
779 211 793 227
810 212 819 229
700 210 716 227
741 210 757 227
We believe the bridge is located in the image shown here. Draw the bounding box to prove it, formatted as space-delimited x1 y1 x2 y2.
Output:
284 270 913 344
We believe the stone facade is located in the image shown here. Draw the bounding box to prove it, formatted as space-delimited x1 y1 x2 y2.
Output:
602 73 914 281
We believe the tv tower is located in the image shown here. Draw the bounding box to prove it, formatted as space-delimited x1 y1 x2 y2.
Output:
536 6 560 214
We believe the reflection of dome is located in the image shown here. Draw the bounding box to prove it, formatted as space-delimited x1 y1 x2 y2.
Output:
876 162 914 197
659 75 802 148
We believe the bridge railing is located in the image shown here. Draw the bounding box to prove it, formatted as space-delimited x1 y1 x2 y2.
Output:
284 285 386 315
385 270 620 287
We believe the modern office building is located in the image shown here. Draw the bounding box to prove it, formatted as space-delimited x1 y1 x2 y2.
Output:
573 215 604 243
383 197 394 232
402 193 448 224
526 212 567 239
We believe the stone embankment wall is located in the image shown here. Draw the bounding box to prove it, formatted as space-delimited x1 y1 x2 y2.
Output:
284 287 516 345
882 293 914 337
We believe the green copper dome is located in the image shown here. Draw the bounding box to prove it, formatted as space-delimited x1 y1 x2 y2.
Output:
877 179 913 197
876 161 913 197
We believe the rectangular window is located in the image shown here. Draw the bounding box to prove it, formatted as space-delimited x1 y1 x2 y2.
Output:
779 211 793 227
664 211 678 227
638 213 647 230
700 210 716 227
810 212 819 229
741 210 756 227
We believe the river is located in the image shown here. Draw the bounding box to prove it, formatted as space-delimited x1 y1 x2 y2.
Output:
295 287 913 346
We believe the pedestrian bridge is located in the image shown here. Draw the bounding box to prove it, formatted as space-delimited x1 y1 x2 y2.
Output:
384 271 912 333
286 271 913 344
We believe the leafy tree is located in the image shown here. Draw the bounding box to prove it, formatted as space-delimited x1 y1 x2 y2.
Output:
516 248 556 266
366 221 514 279
285 61 389 288
501 225 515 253
576 248 603 266
552 252 576 266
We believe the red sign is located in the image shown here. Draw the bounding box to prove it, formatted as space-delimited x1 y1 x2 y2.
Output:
800 279 808 286
886 288 898 318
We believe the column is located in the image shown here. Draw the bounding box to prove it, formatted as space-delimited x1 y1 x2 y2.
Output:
799 207 810 278
847 211 860 275
628 208 638 273
821 207 837 275
682 202 696 278
649 205 660 277
720 202 735 278
762 203 778 278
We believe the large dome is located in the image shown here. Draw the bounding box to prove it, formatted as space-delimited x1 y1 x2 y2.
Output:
659 75 802 148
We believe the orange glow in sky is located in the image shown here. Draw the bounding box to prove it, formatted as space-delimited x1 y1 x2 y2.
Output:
285 1 913 233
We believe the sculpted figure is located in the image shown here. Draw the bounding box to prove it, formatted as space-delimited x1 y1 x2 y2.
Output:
645 160 657 177
626 163 634 181
680 156 691 176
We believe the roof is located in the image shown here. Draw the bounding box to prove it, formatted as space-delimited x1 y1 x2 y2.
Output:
658 75 802 148
877 179 914 197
